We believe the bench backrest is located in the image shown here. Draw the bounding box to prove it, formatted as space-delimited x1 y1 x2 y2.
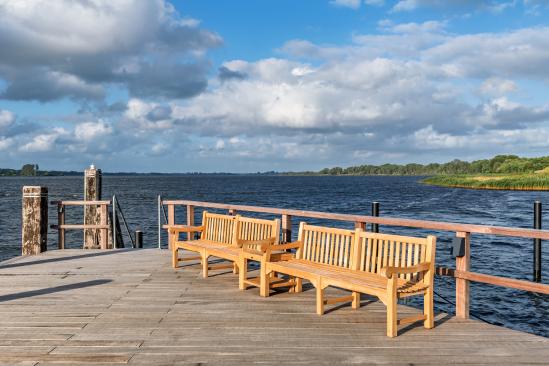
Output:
200 212 281 247
294 223 436 283
237 216 281 245
201 211 239 246
354 231 436 283
296 223 358 269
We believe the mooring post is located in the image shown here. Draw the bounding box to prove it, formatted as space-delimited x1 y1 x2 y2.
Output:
282 214 292 243
21 186 48 255
135 230 143 248
371 202 380 233
534 201 542 282
455 231 471 319
84 165 102 249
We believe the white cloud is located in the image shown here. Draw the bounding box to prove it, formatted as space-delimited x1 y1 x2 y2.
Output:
19 128 67 153
0 109 15 130
0 0 221 101
0 136 13 151
479 78 518 95
330 0 362 9
74 121 113 141
365 0 385 5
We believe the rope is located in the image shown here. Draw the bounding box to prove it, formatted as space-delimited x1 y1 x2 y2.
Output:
434 277 496 325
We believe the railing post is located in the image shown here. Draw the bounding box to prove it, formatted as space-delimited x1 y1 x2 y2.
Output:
455 231 471 318
112 195 117 249
158 195 162 249
187 205 195 241
228 208 236 216
534 201 542 282
100 203 108 250
58 203 65 250
371 202 380 233
355 221 366 230
282 214 292 243
168 204 175 249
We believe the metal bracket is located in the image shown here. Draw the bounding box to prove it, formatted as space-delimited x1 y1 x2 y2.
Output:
451 237 465 258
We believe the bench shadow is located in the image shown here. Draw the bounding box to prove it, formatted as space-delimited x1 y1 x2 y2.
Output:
324 296 377 314
0 279 112 302
397 312 453 336
0 250 132 270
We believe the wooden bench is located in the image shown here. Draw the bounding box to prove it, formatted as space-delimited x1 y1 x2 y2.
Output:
264 223 436 337
169 211 280 278
238 230 297 296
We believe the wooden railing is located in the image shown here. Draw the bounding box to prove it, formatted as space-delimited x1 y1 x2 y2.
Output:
50 200 111 250
161 199 549 319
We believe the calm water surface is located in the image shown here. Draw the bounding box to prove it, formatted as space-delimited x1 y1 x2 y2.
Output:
0 175 547 336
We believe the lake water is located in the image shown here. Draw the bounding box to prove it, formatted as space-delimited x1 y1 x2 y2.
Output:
0 175 548 336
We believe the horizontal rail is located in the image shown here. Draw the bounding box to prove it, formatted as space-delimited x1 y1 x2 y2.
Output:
437 267 549 295
163 200 549 240
50 224 109 230
50 200 111 206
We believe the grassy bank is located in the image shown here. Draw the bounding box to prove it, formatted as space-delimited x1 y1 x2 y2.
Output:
422 172 549 191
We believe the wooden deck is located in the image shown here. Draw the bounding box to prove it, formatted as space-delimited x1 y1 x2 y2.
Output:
0 249 547 365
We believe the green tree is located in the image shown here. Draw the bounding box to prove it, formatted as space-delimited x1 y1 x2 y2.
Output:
20 164 37 176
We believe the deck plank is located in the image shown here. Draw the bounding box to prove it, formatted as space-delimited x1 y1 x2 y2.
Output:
0 249 547 365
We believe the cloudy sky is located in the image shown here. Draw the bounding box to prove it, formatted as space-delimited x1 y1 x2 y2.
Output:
0 0 548 172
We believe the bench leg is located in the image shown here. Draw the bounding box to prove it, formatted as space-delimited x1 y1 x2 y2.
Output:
316 286 324 315
352 292 361 310
201 251 209 278
259 265 270 297
233 262 239 274
172 247 178 269
386 278 398 337
239 257 247 290
294 278 302 293
424 287 434 329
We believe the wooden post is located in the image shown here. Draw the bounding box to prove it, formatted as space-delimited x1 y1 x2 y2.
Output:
355 221 366 230
58 203 65 249
533 201 542 282
21 186 48 255
281 214 292 243
186 205 194 241
228 209 237 216
455 231 471 318
168 204 175 249
84 165 102 249
100 204 108 250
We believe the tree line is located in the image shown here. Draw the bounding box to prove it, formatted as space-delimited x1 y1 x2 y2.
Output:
315 155 549 176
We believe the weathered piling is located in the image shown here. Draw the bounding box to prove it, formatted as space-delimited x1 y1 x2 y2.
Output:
21 186 48 255
84 165 103 249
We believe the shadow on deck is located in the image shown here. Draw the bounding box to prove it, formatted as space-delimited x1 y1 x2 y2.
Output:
0 249 547 365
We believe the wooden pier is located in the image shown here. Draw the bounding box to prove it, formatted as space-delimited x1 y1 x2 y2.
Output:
0 249 547 365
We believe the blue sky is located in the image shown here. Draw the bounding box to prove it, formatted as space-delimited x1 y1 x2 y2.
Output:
1 0 549 172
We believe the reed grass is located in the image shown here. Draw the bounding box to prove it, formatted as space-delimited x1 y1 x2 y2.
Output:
422 173 549 191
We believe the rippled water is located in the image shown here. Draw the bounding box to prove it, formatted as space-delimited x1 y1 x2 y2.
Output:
0 175 548 336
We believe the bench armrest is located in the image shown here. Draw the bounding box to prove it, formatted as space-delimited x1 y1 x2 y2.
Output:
380 262 431 279
168 225 205 235
270 241 303 251
239 237 277 252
